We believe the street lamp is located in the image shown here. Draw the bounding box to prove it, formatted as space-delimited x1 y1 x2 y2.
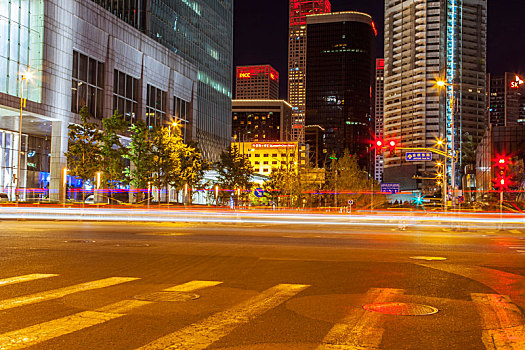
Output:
16 69 33 203
62 168 69 206
436 79 457 209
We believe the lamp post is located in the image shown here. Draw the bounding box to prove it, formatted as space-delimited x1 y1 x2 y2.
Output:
16 70 32 203
436 80 457 210
62 168 68 207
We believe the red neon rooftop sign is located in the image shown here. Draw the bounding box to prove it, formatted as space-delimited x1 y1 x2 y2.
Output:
237 65 279 82
290 0 331 26
510 75 524 89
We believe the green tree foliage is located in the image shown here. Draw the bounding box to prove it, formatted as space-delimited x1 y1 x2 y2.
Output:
173 140 210 203
326 150 386 208
100 110 127 189
216 146 253 203
149 126 183 202
123 120 154 201
64 106 102 199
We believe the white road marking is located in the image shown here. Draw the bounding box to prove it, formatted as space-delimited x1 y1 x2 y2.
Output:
0 277 138 312
0 274 58 287
0 280 221 349
137 283 310 349
471 293 525 349
317 288 405 349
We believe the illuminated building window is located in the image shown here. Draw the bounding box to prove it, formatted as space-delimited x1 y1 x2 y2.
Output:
113 69 138 124
72 51 104 119
146 84 167 127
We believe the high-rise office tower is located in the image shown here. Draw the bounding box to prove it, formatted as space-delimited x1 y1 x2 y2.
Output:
92 0 233 161
288 0 331 143
305 12 376 170
488 73 525 126
0 0 231 201
383 0 487 191
235 65 279 100
374 59 385 183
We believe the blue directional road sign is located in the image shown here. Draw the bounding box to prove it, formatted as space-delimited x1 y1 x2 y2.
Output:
254 188 264 198
381 183 400 194
406 152 432 161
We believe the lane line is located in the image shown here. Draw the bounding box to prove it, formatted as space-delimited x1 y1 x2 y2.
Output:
0 277 139 312
509 230 521 234
0 274 58 287
317 288 405 350
137 283 310 349
164 280 222 292
471 293 525 350
0 280 221 349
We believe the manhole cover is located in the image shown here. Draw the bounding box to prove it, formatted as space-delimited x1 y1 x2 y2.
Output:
133 291 200 302
363 302 438 316
64 240 96 243
410 256 447 261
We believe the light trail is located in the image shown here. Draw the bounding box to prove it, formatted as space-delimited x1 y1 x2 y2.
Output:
0 207 523 230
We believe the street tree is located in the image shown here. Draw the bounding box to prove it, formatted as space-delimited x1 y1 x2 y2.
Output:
216 146 253 204
123 120 154 203
64 106 102 201
173 140 210 204
150 125 183 203
326 150 385 208
100 110 128 199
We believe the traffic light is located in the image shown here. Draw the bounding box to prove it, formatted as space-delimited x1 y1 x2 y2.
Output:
492 154 511 191
388 140 397 155
374 139 384 154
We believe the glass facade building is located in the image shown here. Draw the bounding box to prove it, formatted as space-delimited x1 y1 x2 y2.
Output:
305 12 376 170
149 0 233 159
92 0 233 159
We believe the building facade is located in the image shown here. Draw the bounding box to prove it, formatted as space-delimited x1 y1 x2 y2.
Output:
383 0 487 191
232 100 292 142
374 59 385 183
92 0 234 160
305 12 376 171
235 65 279 100
288 0 331 142
233 141 307 177
476 125 525 202
0 0 203 200
488 73 525 127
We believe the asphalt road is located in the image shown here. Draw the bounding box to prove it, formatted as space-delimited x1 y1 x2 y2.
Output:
0 219 523 349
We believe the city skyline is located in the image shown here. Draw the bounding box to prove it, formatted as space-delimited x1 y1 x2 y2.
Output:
234 0 525 100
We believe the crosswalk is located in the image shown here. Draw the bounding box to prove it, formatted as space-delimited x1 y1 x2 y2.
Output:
0 273 523 349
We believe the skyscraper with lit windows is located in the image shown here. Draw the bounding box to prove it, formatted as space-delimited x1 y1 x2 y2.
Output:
383 0 487 191
288 0 331 143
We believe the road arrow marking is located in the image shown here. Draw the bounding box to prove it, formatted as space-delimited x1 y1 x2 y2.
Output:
137 283 310 349
0 280 221 349
0 277 139 312
471 293 525 349
317 288 405 349
0 274 58 287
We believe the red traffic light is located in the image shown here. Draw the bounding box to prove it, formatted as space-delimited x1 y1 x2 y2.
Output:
376 140 383 147
389 140 396 147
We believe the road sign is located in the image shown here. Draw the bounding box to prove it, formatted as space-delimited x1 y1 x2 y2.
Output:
381 183 400 194
254 188 264 198
405 152 432 161
458 196 465 204
348 200 354 205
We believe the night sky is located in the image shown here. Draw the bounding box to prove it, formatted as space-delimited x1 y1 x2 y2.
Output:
233 0 525 99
